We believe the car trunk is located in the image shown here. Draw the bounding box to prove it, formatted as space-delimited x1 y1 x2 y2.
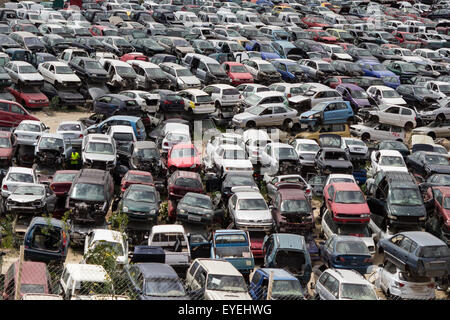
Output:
274 249 306 275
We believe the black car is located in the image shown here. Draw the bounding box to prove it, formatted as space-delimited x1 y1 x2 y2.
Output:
71 37 109 54
406 151 450 178
152 9 183 26
40 35 71 56
191 40 217 56
330 60 364 77
93 94 142 117
352 76 385 90
348 29 378 45
128 141 166 184
176 192 216 225
314 147 353 175
151 89 185 113
370 47 402 62
129 38 165 56
347 47 379 63
123 263 188 300
396 85 440 109
221 172 258 204
149 54 178 65
69 57 109 83
377 140 410 158
238 26 269 41
40 82 86 108
118 184 160 224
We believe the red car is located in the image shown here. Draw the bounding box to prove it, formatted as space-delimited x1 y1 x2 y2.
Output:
7 86 49 108
0 99 39 128
392 31 422 50
0 131 15 167
120 53 149 62
323 75 352 89
301 16 330 29
222 62 254 86
50 170 79 197
323 182 370 224
427 186 450 242
167 143 201 173
89 25 118 37
167 170 204 200
305 29 337 43
120 170 154 192
249 231 265 259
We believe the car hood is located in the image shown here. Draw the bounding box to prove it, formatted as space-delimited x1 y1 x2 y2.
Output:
55 74 81 82
169 156 201 167
21 73 44 81
333 53 353 60
382 97 406 105
8 194 42 203
374 70 397 77
179 76 200 85
388 204 426 217
426 164 450 175
178 203 212 215
176 46 195 54
322 159 353 168
206 290 251 300
236 209 272 221
353 98 371 107
331 202 370 214
379 165 408 173
83 153 116 162
222 159 253 169
261 52 280 59
21 92 48 100
289 95 310 103
300 110 320 118
233 111 254 121
86 68 108 76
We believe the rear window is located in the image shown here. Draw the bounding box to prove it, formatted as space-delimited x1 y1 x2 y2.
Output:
53 173 77 182
113 133 134 141
223 88 239 96
175 177 202 188
418 246 450 258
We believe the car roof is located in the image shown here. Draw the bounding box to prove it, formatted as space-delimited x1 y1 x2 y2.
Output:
152 224 185 234
64 264 108 282
273 233 306 249
399 231 446 246
258 268 298 280
8 166 34 174
278 187 307 200
325 268 369 284
195 258 242 276
378 149 403 157
136 263 179 278
91 229 123 243
330 182 361 191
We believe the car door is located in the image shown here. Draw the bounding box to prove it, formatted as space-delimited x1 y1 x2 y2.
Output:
266 177 279 199
10 102 28 127
44 185 57 213
385 234 405 268
228 194 238 222
260 144 272 166
0 102 12 128
320 273 339 300
95 95 113 114
435 121 450 138
257 106 274 126
381 106 401 125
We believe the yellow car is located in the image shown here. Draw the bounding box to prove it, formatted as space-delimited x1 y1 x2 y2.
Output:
292 123 350 142
326 29 355 43
272 5 294 14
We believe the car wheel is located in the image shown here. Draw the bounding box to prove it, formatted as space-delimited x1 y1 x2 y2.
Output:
246 121 256 128
347 116 355 124
369 115 379 123
404 122 413 131
428 132 436 140
361 133 370 141
283 119 292 130
437 113 446 122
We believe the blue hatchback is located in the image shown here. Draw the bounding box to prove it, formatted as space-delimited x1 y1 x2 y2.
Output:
319 235 372 274
87 115 147 141
299 100 354 127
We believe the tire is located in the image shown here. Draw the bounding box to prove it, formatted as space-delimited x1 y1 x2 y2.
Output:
347 116 355 124
246 121 256 128
283 119 292 130
361 132 370 141
370 115 379 123
428 132 436 140
437 113 446 122
404 122 413 131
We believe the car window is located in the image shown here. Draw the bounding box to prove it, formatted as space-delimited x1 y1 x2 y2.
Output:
399 237 414 252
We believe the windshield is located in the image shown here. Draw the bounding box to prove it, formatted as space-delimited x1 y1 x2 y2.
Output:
113 133 133 142
402 63 418 73
17 123 40 132
145 67 166 78
70 183 105 202
24 37 42 46
127 189 155 203
351 90 368 99
318 63 334 72
145 278 185 297
55 66 73 74
379 156 404 167
19 65 37 73
39 137 63 149
53 173 76 182
334 191 365 204
259 63 276 72
298 143 319 152
424 154 449 165
340 284 377 300
116 66 136 77
382 90 401 98
93 241 124 256
223 149 247 160
274 147 298 160
21 284 45 294
85 61 103 70
182 195 212 209
272 280 303 297
176 69 193 77
85 142 114 155
238 198 268 210
0 137 11 148
76 281 113 296
419 245 450 258
58 123 81 131
439 84 450 94
167 133 189 142
338 224 371 237
336 241 369 255
246 105 265 115
281 199 309 213
171 147 197 158
206 274 246 292
174 177 202 188
136 147 158 159
287 64 302 73
13 186 44 195
388 188 423 206
208 64 226 76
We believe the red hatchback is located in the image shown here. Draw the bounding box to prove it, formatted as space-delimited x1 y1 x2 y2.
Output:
120 170 154 192
7 86 49 108
306 29 337 44
222 62 254 86
392 31 422 50
0 131 16 167
120 53 149 62
427 186 450 241
50 170 79 197
167 143 201 173
0 99 39 128
167 170 204 200
323 182 370 224
301 16 330 29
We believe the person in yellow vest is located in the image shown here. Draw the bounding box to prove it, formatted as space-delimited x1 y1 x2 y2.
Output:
70 151 81 169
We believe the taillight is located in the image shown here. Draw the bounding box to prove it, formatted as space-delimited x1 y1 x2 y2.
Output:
79 134 83 138
62 231 67 247
305 189 311 194
50 185 55 191
427 283 435 289
395 281 405 288
287 93 292 98
363 258 371 263
163 142 168 147
163 100 170 104
338 256 345 262
2 185 7 190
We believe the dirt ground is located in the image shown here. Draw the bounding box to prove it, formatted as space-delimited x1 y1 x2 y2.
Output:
31 108 92 133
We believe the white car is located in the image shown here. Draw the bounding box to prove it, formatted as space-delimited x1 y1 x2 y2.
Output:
392 47 425 64
259 142 300 176
350 123 406 142
368 104 416 131
205 133 244 160
290 138 319 168
370 149 408 175
203 84 240 109
227 186 273 232
425 80 450 99
237 83 270 100
177 89 215 115
13 120 49 145
161 123 191 153
37 61 81 88
4 61 44 86
1 166 37 199
321 210 375 255
210 144 254 177
367 86 407 106
322 44 353 61
376 261 435 300
81 134 117 170
57 121 87 146
120 90 160 114
84 229 128 266
288 83 342 107
242 129 272 163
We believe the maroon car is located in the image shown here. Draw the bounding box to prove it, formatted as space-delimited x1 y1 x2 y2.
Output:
167 170 204 200
120 170 154 192
0 99 39 128
0 131 16 167
248 231 266 259
7 86 49 109
50 170 78 197
270 184 314 233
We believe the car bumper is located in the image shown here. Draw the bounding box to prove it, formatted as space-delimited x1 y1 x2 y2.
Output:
389 286 435 300
251 248 264 259
235 222 272 232
177 213 213 225
24 101 49 108
333 216 370 224
191 105 216 114
348 153 369 161
24 249 66 263
6 204 45 214
279 221 314 232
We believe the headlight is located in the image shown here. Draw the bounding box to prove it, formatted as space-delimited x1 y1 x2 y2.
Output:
150 209 156 214
388 214 398 220
419 216 426 221
361 214 370 218
179 209 186 214
122 206 128 212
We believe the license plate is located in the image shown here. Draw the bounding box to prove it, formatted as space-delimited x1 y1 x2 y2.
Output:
188 214 201 222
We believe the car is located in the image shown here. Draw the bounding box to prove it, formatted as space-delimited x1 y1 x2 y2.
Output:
249 268 305 300
93 94 141 118
242 58 282 85
81 134 116 170
370 149 409 175
378 231 450 278
323 182 370 224
315 148 353 175
6 85 49 109
176 192 216 225
160 122 191 153
0 131 15 167
119 90 160 115
120 170 154 193
376 260 436 300
232 102 298 129
106 125 137 152
4 60 44 86
208 144 253 178
222 61 254 86
319 235 372 274
123 263 188 300
298 59 335 81
56 121 87 146
127 60 171 90
350 123 406 142
259 142 301 176
299 100 354 128
313 268 378 300
167 170 204 200
177 89 215 115
290 139 319 168
366 85 407 106
86 115 146 142
396 85 441 112
270 184 314 233
262 233 312 286
412 120 450 139
228 186 273 232
406 151 450 178
68 57 109 83
185 258 252 300
84 229 128 266
377 140 411 158
266 174 312 201
167 143 202 174
1 166 37 201
49 170 78 197
342 137 369 162
5 183 57 215
118 183 160 225
159 62 201 90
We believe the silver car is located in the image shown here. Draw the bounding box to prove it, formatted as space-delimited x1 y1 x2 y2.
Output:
57 121 87 146
159 62 201 90
232 103 298 129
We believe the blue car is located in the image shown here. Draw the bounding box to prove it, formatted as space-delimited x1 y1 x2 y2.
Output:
87 115 147 141
358 61 397 79
245 40 280 60
271 58 306 82
382 75 401 89
299 100 354 127
319 235 372 274
271 40 304 59
249 268 305 300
